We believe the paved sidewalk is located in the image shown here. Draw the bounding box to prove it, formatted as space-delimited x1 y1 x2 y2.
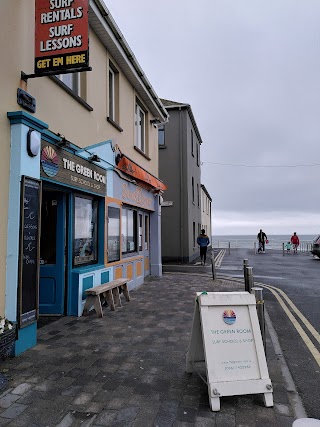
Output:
0 272 298 426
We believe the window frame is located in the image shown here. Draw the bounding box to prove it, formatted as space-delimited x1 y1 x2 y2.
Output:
56 72 80 96
135 100 147 154
73 194 98 267
191 129 194 156
192 177 195 204
107 205 121 263
158 124 165 147
121 206 138 255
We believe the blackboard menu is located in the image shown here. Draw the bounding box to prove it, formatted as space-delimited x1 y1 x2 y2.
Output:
18 176 42 328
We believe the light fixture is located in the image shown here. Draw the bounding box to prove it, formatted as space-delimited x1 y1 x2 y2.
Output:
150 118 162 125
56 134 71 148
27 129 41 157
88 154 101 162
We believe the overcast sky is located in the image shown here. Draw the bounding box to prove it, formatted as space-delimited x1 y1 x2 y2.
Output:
104 0 320 236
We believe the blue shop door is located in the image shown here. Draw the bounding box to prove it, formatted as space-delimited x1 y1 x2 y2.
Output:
39 190 66 314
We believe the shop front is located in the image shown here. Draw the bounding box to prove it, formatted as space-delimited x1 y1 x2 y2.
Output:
105 164 163 290
6 111 110 355
39 141 109 318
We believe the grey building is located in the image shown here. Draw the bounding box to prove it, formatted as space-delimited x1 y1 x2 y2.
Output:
159 99 203 263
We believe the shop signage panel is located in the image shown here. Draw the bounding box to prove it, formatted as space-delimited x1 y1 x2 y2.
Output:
18 176 42 328
40 141 106 196
34 0 89 75
186 292 273 411
113 173 155 211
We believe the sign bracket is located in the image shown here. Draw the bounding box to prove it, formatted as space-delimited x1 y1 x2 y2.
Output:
21 67 92 82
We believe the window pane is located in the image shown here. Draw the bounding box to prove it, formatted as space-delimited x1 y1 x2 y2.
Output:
139 214 143 251
158 125 165 146
144 215 149 250
121 209 127 253
73 196 97 266
122 207 137 254
109 69 114 120
139 109 145 152
108 206 120 262
57 73 79 95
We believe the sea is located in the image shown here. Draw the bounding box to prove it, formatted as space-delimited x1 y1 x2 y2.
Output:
212 235 316 251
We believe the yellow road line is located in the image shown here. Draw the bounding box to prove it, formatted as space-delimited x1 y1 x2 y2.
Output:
261 283 320 345
257 283 320 367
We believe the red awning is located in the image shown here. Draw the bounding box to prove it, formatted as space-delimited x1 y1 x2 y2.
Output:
117 156 167 191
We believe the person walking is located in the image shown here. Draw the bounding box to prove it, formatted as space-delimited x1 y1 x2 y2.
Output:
290 232 300 254
197 229 210 265
257 229 268 253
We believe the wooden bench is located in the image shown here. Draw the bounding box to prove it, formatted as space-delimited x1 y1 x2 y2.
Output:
82 278 130 318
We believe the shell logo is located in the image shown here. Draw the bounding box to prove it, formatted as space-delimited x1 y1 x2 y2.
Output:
222 309 236 325
41 146 59 177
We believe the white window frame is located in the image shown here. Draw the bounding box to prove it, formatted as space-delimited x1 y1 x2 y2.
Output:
56 72 80 96
135 102 146 152
109 67 115 121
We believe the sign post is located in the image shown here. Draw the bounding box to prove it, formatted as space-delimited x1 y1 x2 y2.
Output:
186 292 273 411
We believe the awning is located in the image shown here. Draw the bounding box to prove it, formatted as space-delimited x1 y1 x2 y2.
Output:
117 156 167 191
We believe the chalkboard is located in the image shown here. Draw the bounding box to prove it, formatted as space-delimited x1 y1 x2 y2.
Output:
18 176 42 328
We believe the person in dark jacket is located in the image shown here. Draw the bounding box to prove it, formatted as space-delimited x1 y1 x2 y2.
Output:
257 229 267 253
197 229 210 265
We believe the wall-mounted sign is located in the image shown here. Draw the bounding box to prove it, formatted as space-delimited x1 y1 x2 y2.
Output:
34 0 89 75
113 173 155 211
186 292 273 411
18 177 42 328
40 141 106 196
161 201 173 207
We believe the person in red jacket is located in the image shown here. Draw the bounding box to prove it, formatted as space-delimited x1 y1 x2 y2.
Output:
290 232 300 253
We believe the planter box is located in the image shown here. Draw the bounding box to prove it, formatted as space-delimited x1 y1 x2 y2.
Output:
0 326 16 360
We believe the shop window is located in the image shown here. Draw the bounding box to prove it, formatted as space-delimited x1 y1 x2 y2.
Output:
107 206 120 262
73 195 98 266
144 215 149 250
122 207 137 254
139 214 143 251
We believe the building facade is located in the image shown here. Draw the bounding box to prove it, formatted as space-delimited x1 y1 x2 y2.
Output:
201 184 212 245
0 0 168 355
158 99 203 263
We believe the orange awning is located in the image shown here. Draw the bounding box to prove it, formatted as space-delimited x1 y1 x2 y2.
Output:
117 156 167 191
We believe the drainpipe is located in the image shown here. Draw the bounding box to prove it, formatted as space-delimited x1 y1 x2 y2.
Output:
179 107 184 263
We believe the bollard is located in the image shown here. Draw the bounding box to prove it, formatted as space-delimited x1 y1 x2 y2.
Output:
243 259 248 289
228 241 231 255
211 251 216 281
251 287 266 353
246 267 254 293
282 242 285 256
254 241 256 254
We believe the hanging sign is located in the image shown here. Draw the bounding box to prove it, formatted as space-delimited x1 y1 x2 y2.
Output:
34 0 89 75
186 292 273 411
18 177 42 328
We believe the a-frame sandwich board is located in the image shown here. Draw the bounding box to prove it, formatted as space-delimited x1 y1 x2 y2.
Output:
186 292 273 411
